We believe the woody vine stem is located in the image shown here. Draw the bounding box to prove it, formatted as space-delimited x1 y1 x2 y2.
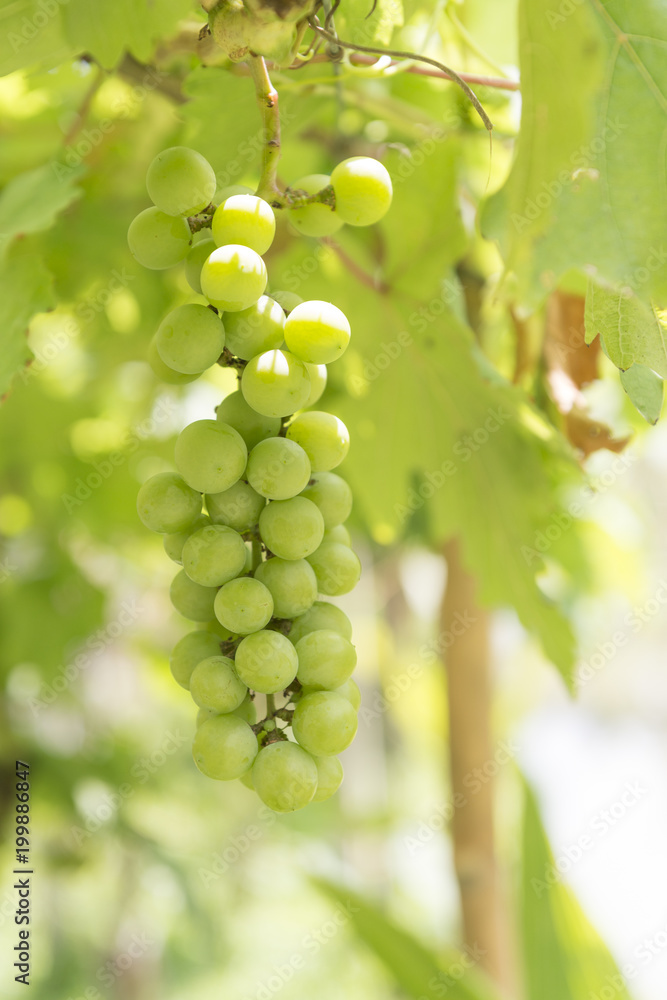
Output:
249 55 283 204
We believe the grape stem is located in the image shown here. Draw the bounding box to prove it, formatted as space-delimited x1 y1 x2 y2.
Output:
220 638 240 656
217 346 246 371
250 678 298 734
249 55 284 204
291 52 518 92
307 19 494 132
282 183 336 209
248 56 339 210
187 204 215 233
322 237 390 294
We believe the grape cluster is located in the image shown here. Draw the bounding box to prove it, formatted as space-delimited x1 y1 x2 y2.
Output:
129 146 392 812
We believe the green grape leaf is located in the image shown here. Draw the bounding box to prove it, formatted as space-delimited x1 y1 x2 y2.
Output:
0 0 72 77
60 0 193 68
182 67 338 186
0 253 54 400
276 292 579 680
482 0 667 309
619 365 663 424
182 68 266 179
313 879 503 1000
339 304 578 680
0 164 84 260
521 779 634 1000
584 280 667 377
272 142 581 681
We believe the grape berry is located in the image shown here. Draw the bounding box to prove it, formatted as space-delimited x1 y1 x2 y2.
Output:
130 146 392 812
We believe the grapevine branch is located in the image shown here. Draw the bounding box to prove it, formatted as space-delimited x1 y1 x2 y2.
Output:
442 539 516 991
322 237 390 293
307 20 494 132
249 55 283 203
63 66 105 146
341 53 518 91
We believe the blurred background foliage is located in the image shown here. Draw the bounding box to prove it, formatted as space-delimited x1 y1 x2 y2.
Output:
1 0 666 998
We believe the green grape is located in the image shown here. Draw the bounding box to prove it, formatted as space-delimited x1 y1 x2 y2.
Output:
239 769 254 789
147 336 199 385
146 146 216 217
204 619 238 641
304 363 327 406
301 472 353 528
137 472 201 534
292 691 357 756
246 437 311 500
190 654 247 712
170 630 222 689
214 577 274 634
287 600 353 645
234 629 298 693
270 290 303 314
201 244 268 312
323 524 351 546
212 194 276 255
192 714 258 780
174 419 247 494
196 706 218 728
156 304 225 375
196 691 256 728
254 557 317 618
127 207 191 270
332 677 361 712
215 183 254 203
258 496 324 560
307 541 361 596
295 629 356 689
331 156 393 227
233 691 257 725
252 741 318 812
286 411 349 472
241 350 311 418
223 295 285 360
312 755 343 803
288 174 342 238
182 523 247 587
206 479 266 532
170 569 218 622
185 238 216 294
283 300 351 365
216 389 281 450
163 513 211 564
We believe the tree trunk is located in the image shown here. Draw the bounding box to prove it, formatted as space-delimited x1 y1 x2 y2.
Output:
441 537 516 996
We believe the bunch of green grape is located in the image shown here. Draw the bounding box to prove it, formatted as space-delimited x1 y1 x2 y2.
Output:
129 146 392 813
